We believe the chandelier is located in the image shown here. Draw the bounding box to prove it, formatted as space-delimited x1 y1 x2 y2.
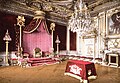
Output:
68 0 92 36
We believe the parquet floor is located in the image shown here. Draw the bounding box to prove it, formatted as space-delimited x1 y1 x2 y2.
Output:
0 60 120 83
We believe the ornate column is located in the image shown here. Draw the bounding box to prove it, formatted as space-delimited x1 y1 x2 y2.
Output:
76 33 80 55
66 27 70 54
98 12 106 64
3 30 12 66
80 36 84 56
50 22 55 53
93 17 99 61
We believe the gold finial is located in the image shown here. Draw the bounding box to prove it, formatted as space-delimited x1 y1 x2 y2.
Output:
50 23 55 31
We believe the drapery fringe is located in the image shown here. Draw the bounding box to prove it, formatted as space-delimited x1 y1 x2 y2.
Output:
64 72 97 83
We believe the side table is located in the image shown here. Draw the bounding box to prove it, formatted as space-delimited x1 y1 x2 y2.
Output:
108 53 119 67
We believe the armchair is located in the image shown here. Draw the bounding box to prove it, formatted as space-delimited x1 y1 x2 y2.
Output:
33 47 42 58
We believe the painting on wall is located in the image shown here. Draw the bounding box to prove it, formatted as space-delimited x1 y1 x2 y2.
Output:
108 12 120 35
84 38 94 57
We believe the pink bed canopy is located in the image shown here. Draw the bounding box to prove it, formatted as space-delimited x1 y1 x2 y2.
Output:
23 11 52 55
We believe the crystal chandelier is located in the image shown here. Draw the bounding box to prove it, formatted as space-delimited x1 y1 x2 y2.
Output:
68 0 92 36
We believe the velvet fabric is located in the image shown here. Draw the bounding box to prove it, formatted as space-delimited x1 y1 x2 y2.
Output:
23 20 52 56
65 60 97 80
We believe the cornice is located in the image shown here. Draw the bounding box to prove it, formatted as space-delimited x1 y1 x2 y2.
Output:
91 1 120 17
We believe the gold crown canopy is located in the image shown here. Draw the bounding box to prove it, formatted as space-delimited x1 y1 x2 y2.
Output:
34 10 45 19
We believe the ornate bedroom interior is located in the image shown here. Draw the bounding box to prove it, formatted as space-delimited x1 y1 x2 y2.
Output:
0 0 120 83
0 0 120 66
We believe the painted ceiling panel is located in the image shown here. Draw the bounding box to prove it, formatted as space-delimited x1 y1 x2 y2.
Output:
0 0 119 25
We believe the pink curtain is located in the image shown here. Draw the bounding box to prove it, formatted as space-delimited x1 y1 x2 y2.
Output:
23 20 52 55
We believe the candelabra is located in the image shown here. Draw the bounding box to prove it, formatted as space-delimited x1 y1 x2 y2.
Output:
17 16 25 48
55 35 60 54
3 30 12 66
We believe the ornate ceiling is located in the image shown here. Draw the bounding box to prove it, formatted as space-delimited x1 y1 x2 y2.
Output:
0 0 120 26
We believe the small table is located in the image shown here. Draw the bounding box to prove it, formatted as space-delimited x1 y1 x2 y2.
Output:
64 60 97 83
